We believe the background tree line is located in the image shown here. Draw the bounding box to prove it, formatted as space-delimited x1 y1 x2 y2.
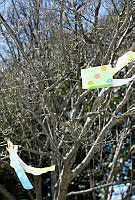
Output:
0 0 134 199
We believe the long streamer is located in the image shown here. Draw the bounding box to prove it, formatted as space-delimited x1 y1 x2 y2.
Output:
18 156 55 175
112 51 135 75
8 144 55 176
9 146 33 190
113 75 135 87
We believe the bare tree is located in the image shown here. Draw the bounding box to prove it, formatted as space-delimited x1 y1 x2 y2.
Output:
0 0 134 200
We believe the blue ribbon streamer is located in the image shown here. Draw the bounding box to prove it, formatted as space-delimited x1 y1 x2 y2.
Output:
9 147 33 190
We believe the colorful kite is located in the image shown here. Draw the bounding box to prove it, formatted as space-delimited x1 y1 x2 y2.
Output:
81 64 113 89
81 51 135 89
7 140 55 189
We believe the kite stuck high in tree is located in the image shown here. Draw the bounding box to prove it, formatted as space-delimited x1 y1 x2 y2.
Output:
81 51 135 89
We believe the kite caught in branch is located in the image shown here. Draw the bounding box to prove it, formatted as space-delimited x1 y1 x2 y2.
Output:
81 51 135 89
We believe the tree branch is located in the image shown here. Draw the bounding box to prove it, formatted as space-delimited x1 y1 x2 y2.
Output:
0 14 29 63
70 107 135 180
67 182 113 197
94 0 101 28
103 0 131 64
0 184 16 200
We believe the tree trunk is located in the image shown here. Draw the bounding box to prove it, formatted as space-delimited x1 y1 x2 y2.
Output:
131 79 135 198
54 165 71 200
51 170 57 200
34 176 42 200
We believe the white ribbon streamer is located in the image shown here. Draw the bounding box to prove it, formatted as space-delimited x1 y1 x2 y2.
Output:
113 75 135 87
17 155 55 175
8 145 55 176
112 51 135 75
